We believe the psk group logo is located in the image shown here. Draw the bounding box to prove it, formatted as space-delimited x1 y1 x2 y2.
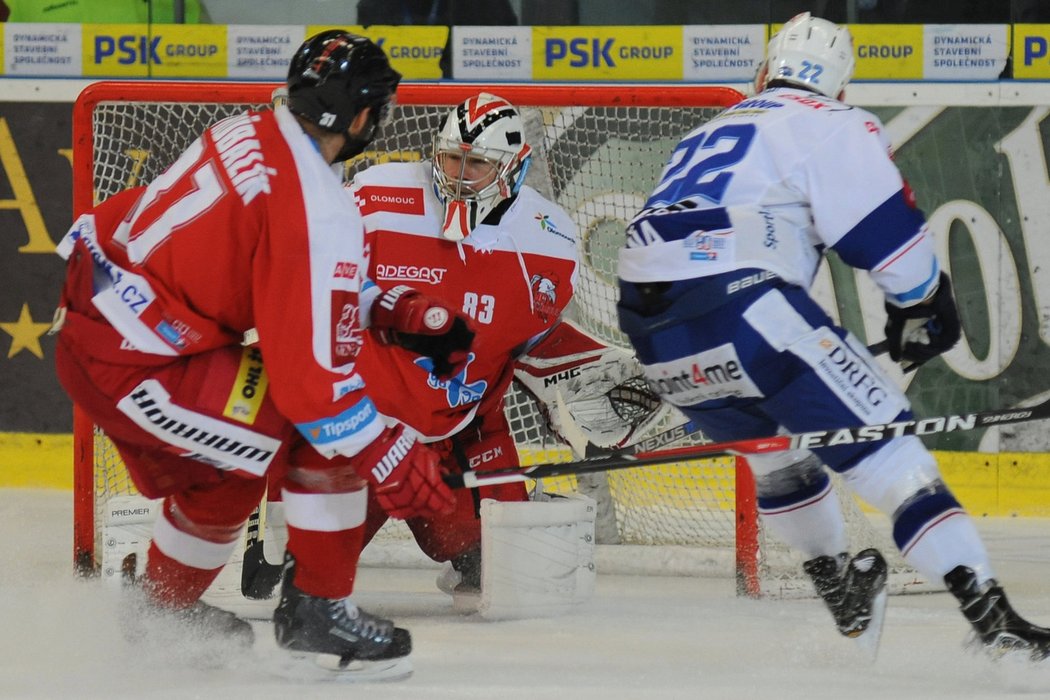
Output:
534 26 680 80
84 24 226 77
850 25 922 80
1015 24 1050 79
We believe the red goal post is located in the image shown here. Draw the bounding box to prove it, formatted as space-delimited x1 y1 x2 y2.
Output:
72 80 799 594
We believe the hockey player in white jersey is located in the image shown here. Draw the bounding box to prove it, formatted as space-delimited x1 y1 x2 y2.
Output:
618 12 1050 660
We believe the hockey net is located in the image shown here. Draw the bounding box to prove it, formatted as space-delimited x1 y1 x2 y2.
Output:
71 81 925 598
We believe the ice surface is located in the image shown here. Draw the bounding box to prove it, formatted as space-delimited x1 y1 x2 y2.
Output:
4 488 1050 699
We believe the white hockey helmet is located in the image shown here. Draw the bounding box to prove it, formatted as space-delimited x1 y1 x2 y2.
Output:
756 12 855 100
433 92 532 241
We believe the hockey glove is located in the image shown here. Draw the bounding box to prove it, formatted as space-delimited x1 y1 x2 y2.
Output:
354 424 456 520
884 272 961 367
371 285 475 380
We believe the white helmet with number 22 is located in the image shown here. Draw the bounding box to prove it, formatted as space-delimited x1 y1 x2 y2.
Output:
756 12 855 100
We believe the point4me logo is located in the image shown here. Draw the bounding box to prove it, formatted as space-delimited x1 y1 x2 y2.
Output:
414 353 487 408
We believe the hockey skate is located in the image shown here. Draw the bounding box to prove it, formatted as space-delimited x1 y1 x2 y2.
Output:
945 565 1050 662
804 548 888 658
272 554 412 681
119 554 254 667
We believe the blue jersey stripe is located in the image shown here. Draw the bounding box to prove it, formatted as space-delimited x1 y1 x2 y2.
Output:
631 207 732 244
831 189 926 271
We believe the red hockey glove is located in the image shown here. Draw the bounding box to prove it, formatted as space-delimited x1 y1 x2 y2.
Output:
354 424 456 520
371 285 475 379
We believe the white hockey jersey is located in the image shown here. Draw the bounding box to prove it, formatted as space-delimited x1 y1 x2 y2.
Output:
618 87 938 307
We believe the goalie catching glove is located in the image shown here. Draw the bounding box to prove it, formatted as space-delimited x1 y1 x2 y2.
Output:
371 285 475 379
884 271 961 367
514 322 672 450
354 424 456 520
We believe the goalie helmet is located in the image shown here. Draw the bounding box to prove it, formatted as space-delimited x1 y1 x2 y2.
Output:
432 93 533 241
286 30 401 162
755 13 854 100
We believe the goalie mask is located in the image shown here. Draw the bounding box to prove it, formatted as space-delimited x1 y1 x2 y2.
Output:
432 93 532 241
755 12 854 100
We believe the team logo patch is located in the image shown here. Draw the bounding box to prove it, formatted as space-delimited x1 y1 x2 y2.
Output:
529 272 559 322
424 307 449 330
414 353 487 408
331 291 364 364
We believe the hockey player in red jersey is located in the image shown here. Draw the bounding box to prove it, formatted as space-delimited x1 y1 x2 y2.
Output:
347 93 662 602
53 31 471 678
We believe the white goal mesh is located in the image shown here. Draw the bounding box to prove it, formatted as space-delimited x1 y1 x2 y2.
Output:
71 82 924 598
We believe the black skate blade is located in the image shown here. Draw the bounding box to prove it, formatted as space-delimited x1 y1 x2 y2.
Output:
271 651 413 682
850 586 887 663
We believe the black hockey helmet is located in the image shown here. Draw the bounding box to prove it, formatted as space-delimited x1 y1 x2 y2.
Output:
286 30 401 160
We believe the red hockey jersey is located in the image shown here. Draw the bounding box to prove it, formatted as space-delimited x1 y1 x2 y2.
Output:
351 162 579 439
56 106 384 459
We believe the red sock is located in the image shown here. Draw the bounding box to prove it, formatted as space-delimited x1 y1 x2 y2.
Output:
286 524 364 599
143 542 223 609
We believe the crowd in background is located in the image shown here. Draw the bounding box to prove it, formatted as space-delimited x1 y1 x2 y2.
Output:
1 0 1048 25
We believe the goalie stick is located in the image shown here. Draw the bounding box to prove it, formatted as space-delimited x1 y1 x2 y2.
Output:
446 394 1050 489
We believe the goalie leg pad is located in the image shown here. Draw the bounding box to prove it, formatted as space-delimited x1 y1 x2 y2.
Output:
474 494 597 621
101 494 161 585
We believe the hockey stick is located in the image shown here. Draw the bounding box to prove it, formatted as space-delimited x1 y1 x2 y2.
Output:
446 395 1050 489
240 501 285 600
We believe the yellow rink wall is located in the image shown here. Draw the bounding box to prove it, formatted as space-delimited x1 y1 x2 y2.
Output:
6 432 1050 518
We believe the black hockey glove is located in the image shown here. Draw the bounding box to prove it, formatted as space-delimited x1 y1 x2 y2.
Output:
884 271 961 367
394 318 475 380
371 285 476 380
